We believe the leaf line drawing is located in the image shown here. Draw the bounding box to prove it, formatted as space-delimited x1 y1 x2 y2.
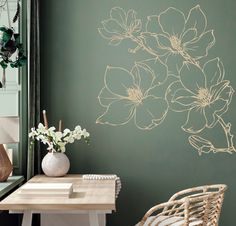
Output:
96 5 235 155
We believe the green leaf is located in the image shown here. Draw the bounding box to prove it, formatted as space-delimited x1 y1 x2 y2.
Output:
0 26 27 69
20 56 27 63
17 43 24 52
0 27 7 32
2 32 12 43
0 60 8 69
14 33 20 44
10 62 16 67
10 55 27 68
5 27 14 35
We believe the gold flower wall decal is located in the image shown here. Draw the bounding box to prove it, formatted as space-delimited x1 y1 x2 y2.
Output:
142 5 215 75
97 5 235 155
166 58 234 133
98 7 142 46
96 63 168 130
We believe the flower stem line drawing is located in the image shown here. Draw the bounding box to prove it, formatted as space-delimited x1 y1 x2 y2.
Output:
96 5 235 155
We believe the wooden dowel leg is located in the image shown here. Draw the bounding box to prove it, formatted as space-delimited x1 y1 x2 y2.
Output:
89 211 99 226
21 210 32 226
99 214 106 226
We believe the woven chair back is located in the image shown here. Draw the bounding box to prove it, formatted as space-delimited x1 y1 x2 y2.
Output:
139 184 227 226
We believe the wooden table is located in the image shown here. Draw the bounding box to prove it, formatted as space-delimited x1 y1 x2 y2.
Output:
0 174 116 226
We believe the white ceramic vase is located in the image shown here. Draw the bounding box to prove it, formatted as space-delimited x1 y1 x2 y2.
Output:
41 152 70 177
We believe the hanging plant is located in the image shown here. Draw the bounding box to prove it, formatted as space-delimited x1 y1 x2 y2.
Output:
0 0 26 88
0 26 26 88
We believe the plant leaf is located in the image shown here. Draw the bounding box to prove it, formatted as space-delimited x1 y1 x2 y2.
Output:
0 60 8 69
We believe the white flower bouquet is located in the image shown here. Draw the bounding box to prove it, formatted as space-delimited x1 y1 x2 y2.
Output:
29 111 90 153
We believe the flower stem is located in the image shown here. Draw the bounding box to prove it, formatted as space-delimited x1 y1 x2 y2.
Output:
180 51 200 67
127 33 200 68
188 116 235 155
217 115 235 153
126 34 159 58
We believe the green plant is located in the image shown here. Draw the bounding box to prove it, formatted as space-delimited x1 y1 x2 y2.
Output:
0 26 26 87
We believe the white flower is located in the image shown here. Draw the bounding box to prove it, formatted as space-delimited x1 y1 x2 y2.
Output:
29 128 37 138
54 131 63 141
68 136 75 143
63 128 71 136
29 123 90 152
73 133 82 140
47 143 54 151
48 126 56 132
81 129 90 138
40 137 48 144
75 125 81 131
60 146 66 152
37 134 46 141
37 123 46 133
58 142 66 152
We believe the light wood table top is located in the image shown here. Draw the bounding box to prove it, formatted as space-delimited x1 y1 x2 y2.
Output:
0 174 116 211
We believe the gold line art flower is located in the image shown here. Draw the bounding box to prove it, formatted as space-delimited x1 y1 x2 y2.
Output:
143 5 215 75
96 63 168 130
97 5 235 155
98 7 142 46
188 135 214 155
166 58 234 134
189 135 235 155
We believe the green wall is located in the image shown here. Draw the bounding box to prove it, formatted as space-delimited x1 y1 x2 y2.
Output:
40 0 236 225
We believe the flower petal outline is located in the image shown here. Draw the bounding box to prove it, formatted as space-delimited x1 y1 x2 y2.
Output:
185 5 207 36
110 7 126 27
185 30 215 60
204 99 227 128
145 15 163 34
180 62 206 94
102 19 124 34
131 62 155 95
98 87 120 107
203 58 224 88
158 7 186 37
165 81 193 112
134 95 168 130
182 107 206 133
104 66 135 97
96 99 135 126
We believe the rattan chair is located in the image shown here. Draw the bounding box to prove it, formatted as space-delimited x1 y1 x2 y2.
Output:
135 184 227 226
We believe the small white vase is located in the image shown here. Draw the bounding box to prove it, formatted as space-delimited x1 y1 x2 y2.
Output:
41 152 70 177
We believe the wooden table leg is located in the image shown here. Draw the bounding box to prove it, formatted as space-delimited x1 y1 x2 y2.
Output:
21 210 32 226
89 211 100 226
100 214 106 226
